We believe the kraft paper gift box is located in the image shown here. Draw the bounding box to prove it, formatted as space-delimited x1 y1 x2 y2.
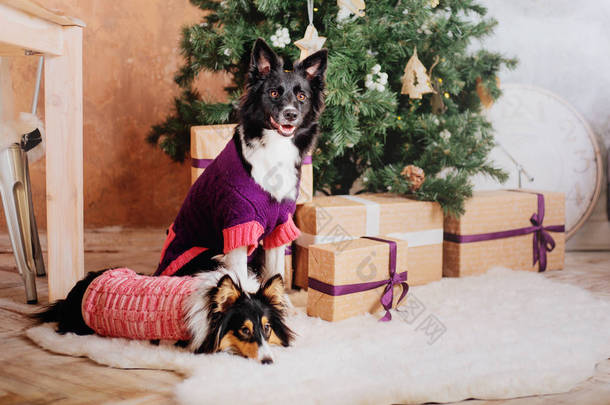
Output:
284 244 294 290
294 193 444 289
307 236 409 322
190 124 313 204
190 124 236 182
443 190 565 277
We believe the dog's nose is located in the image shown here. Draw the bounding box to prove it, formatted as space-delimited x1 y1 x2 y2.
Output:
261 357 274 365
283 109 298 122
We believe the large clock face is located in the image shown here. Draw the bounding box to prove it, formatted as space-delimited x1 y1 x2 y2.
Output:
471 84 602 238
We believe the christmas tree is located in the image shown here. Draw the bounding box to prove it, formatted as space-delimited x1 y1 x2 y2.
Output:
148 0 517 215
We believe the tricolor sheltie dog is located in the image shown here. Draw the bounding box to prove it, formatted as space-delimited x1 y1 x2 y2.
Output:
33 39 327 364
34 268 292 364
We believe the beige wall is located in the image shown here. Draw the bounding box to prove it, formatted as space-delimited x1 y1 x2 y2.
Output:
6 0 231 230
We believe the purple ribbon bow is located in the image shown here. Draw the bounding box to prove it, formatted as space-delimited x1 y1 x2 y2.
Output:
443 192 565 272
308 236 409 322
529 193 564 271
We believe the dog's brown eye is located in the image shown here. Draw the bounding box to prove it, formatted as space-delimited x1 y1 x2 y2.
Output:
240 326 251 337
269 90 279 99
296 92 307 101
263 323 271 338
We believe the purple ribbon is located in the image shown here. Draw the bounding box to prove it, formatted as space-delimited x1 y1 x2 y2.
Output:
285 245 292 256
443 193 565 272
302 155 313 165
308 236 409 321
191 158 213 169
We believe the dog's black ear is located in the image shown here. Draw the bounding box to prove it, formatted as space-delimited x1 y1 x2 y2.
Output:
211 275 242 313
250 38 280 77
296 49 328 81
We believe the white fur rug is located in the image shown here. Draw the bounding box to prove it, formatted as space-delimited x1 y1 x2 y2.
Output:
27 268 610 404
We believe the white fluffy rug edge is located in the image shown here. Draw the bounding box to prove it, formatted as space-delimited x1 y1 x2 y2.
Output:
26 268 610 405
26 323 199 376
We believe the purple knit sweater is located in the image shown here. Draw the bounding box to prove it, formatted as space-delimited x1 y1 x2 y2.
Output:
155 137 300 276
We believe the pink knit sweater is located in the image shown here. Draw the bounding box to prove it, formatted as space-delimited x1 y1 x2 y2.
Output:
81 268 200 341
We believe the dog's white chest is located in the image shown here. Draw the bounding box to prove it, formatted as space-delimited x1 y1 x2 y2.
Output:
245 129 300 202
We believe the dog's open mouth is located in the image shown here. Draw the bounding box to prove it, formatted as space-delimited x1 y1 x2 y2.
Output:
269 116 296 137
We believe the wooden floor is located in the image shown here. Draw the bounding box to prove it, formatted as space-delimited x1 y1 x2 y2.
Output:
0 229 609 405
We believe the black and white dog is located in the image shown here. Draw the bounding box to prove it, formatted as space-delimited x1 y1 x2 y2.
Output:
155 38 327 291
33 39 327 363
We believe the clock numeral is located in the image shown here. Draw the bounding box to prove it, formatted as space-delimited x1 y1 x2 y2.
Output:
567 184 585 206
558 119 576 142
572 150 592 174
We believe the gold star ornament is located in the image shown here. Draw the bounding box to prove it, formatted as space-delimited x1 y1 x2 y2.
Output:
294 24 327 61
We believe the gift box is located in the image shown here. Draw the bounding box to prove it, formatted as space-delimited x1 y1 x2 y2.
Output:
284 244 294 290
190 125 313 204
443 190 565 277
307 236 409 322
294 194 443 289
298 155 313 204
190 124 236 182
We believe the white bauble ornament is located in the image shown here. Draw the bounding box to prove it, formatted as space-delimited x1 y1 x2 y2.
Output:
439 129 451 141
365 65 388 92
271 27 291 48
